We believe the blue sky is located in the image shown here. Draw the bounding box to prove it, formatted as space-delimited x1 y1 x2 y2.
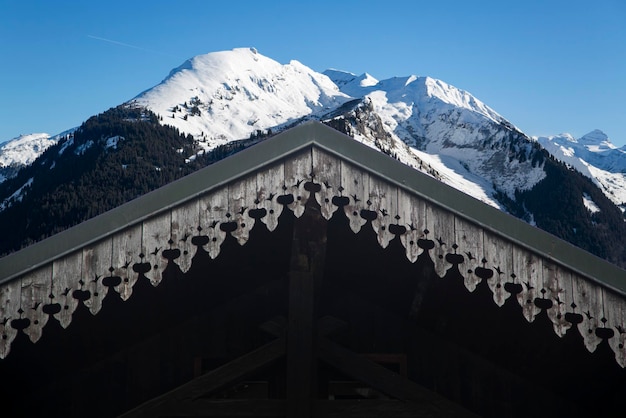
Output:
1 0 625 145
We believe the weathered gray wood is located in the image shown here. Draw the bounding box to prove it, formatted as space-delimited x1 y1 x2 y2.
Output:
119 338 286 418
112 224 142 301
572 272 603 352
201 189 228 259
312 148 341 220
603 288 626 367
285 149 312 218
454 216 484 292
20 265 51 343
542 261 572 337
142 211 172 286
51 251 82 328
511 246 542 322
228 175 257 246
425 204 454 278
0 277 20 358
256 162 285 232
483 231 512 306
398 190 426 263
82 238 113 315
171 199 200 273
367 176 397 249
340 161 368 234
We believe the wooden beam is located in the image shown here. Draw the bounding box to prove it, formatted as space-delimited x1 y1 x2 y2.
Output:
286 270 315 417
286 202 327 418
120 338 286 418
318 337 479 418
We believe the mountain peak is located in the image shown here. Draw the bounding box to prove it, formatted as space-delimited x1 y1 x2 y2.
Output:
133 48 349 146
579 129 610 145
323 70 379 97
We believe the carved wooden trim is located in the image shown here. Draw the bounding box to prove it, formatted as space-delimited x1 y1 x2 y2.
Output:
2 148 626 368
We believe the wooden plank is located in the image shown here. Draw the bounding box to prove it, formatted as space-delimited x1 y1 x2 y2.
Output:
603 288 626 367
367 176 397 249
482 231 512 307
201 188 228 259
542 261 572 337
287 269 315 418
511 246 542 322
51 251 82 328
256 162 285 232
318 337 478 417
228 174 257 246
0 278 21 358
284 149 312 219
454 216 484 292
312 148 341 220
572 272 603 352
558 267 579 333
142 211 172 286
425 204 454 278
397 189 426 263
340 161 368 234
82 237 113 315
20 265 52 343
119 338 286 418
112 224 143 301
171 199 200 273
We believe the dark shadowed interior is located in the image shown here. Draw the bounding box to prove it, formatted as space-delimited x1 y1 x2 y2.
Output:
1 203 625 418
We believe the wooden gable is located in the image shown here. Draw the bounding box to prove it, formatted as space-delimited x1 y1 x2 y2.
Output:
1 122 626 417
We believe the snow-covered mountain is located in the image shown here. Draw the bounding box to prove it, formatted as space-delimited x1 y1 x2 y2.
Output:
2 47 626 266
126 48 545 209
535 130 626 210
0 130 76 183
0 133 54 181
1 48 621 212
321 69 544 209
132 47 351 148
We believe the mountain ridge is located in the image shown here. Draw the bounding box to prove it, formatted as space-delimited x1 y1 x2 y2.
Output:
1 47 625 266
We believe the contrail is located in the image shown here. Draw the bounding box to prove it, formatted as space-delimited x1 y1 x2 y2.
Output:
87 35 175 57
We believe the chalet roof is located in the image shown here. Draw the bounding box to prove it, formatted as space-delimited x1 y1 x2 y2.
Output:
1 121 626 366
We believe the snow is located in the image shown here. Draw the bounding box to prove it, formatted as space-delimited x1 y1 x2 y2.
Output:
74 140 94 155
0 133 56 169
0 177 33 210
105 135 124 150
536 130 626 208
133 47 351 150
324 64 545 204
583 192 600 214
58 136 73 155
410 148 503 208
